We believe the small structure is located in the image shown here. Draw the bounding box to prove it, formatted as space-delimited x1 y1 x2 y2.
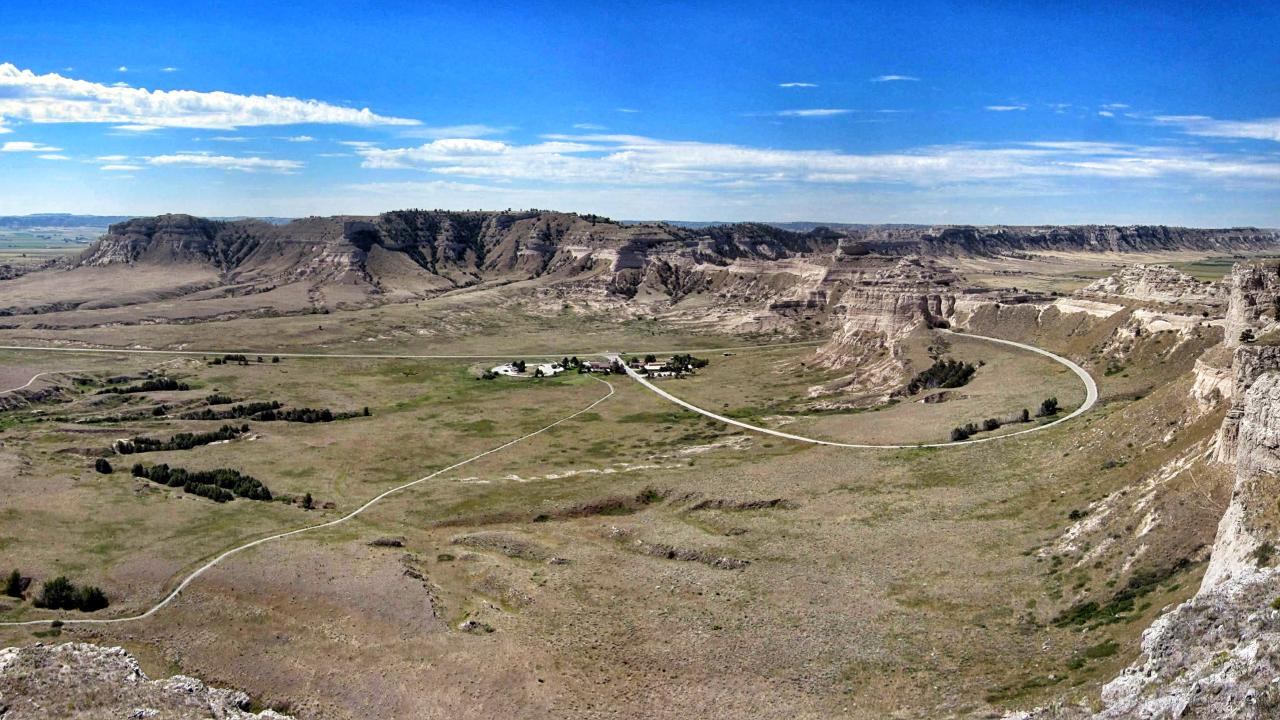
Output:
583 361 614 373
489 361 564 378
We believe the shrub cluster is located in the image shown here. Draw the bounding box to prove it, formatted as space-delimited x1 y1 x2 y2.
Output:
1037 397 1060 417
32 576 109 612
116 424 248 454
180 401 366 423
97 377 190 395
182 401 281 420
905 358 976 395
131 463 272 501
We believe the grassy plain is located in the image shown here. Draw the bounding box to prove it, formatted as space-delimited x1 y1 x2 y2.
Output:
0 299 1221 719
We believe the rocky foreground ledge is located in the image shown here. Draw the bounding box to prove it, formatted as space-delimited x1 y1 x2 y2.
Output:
0 642 293 719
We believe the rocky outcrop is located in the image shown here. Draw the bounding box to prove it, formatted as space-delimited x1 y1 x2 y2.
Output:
1213 345 1280 464
1224 261 1280 347
1081 263 1225 306
845 224 1280 257
0 642 294 719
811 257 958 396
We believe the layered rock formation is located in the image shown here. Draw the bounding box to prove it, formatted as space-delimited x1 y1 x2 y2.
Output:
0 642 293 719
1080 263 1225 306
811 256 959 396
1224 261 1280 347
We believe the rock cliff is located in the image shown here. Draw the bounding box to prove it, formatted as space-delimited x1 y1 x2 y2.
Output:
1080 263 1225 306
1223 261 1280 347
0 642 293 719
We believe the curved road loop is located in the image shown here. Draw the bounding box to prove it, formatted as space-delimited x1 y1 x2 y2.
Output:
0 376 615 627
616 330 1098 450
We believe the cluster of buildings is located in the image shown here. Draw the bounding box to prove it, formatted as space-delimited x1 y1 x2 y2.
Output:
489 354 708 380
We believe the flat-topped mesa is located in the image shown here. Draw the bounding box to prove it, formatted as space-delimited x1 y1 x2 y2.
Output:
844 224 1280 256
1079 263 1226 306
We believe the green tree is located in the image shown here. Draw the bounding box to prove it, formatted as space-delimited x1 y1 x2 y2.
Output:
33 576 77 610
76 586 109 612
94 458 113 474
4 569 22 598
302 492 314 510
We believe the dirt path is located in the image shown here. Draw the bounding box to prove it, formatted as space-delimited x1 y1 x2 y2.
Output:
613 329 1099 449
0 376 616 627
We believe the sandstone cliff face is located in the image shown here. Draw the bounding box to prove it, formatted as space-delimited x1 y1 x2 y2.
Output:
1212 345 1280 464
0 642 293 719
810 257 958 396
1080 263 1225 306
1223 261 1280 347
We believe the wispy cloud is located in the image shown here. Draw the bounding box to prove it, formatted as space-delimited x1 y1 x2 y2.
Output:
0 63 420 130
1155 114 1280 142
95 154 130 162
1 141 61 152
161 67 180 73
37 153 69 160
146 152 303 173
572 123 607 131
209 135 249 142
776 108 853 118
615 108 640 113
283 135 314 142
778 82 818 88
352 134 1280 189
399 124 510 140
117 66 128 73
871 75 919 83
1098 110 1115 118
984 105 1027 112
100 164 141 171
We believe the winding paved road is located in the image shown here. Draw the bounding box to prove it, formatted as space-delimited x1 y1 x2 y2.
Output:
615 330 1098 449
0 376 616 627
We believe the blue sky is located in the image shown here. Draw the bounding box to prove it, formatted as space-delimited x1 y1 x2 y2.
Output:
1 1 1279 225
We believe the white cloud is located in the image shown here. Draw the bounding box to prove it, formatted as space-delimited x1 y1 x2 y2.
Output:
209 135 249 142
1101 103 1130 110
1155 114 1280 142
615 108 640 113
339 140 379 148
776 108 853 117
871 75 919 83
283 135 314 142
100 164 142 171
112 124 164 132
1098 110 1115 118
399 124 510 140
117 66 128 72
572 123 606 131
778 82 818 88
984 105 1027 112
161 67 180 73
95 154 129 162
1 141 61 152
146 153 303 173
37 153 69 160
0 63 420 130
353 133 1280 189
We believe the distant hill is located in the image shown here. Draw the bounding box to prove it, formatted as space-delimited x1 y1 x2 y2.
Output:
0 214 294 230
